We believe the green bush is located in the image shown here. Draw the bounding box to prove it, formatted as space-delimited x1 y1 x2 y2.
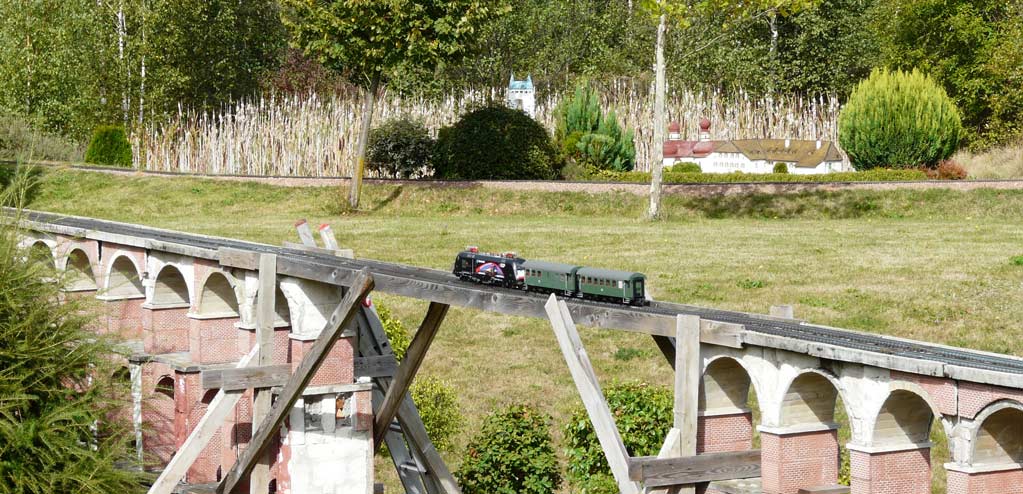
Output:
367 118 435 179
434 106 558 180
564 382 672 493
0 211 142 490
555 84 635 172
457 405 561 494
670 162 701 173
773 162 789 174
410 376 463 453
375 303 411 362
839 68 963 170
84 125 132 167
0 116 84 162
580 168 927 184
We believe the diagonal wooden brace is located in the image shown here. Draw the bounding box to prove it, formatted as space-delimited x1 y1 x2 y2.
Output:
217 269 375 494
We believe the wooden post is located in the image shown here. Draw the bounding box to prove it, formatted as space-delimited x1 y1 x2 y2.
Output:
217 269 374 494
147 348 258 494
675 315 701 494
544 294 641 494
319 223 339 250
373 301 449 448
250 253 276 494
294 219 317 247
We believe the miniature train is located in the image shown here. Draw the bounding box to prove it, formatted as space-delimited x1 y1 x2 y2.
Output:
452 247 648 306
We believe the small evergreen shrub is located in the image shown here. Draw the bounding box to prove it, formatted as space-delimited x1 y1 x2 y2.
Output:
457 405 561 494
555 84 636 172
773 162 789 174
839 68 963 170
434 106 559 180
367 118 435 179
375 303 411 362
671 162 701 173
410 376 463 453
85 125 132 167
564 382 672 493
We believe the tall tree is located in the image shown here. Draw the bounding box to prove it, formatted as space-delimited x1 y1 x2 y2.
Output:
282 0 505 209
642 0 815 219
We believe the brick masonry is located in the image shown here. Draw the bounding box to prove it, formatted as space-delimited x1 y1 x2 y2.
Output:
143 306 191 354
761 430 839 494
947 468 1023 494
850 448 931 494
698 412 754 454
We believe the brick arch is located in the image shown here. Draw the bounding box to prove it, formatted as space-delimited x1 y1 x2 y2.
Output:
196 271 240 317
972 400 1023 466
153 265 190 305
105 254 144 297
64 248 98 291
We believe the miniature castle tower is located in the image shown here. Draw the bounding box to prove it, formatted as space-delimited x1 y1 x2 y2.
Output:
507 73 536 118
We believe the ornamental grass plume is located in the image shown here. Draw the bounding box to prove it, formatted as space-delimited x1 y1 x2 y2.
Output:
0 170 143 493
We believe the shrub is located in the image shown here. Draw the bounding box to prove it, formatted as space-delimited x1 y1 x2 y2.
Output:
84 125 132 167
671 162 701 173
434 106 558 180
839 68 963 170
773 162 789 174
1012 255 1023 266
410 376 463 453
0 116 84 162
564 382 671 493
457 405 561 494
579 168 928 184
555 84 636 172
0 209 142 490
367 118 435 179
924 160 967 180
375 303 411 362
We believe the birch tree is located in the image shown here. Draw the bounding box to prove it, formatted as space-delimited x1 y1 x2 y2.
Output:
282 0 505 210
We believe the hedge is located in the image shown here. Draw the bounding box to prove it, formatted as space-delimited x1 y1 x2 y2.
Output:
582 168 929 184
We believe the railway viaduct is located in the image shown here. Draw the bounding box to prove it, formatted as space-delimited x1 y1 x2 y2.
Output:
13 209 1023 494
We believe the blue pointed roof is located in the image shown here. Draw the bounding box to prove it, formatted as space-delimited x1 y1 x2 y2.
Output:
509 73 533 91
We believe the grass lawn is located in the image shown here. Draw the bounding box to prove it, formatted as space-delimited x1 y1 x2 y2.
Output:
24 168 1023 493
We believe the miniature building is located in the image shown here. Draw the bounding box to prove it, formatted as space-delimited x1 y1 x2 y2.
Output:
662 119 849 174
507 73 536 118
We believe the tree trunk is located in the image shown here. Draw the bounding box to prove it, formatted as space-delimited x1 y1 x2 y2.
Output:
349 75 379 210
648 13 667 219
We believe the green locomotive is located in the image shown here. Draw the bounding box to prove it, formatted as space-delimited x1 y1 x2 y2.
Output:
453 248 648 306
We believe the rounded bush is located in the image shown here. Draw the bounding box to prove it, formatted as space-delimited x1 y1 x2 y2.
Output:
672 162 701 173
564 382 672 493
773 162 789 174
839 68 962 170
367 118 435 179
84 125 132 167
434 106 559 180
410 376 463 453
457 405 561 494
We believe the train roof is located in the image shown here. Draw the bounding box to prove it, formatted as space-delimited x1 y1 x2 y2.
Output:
521 259 581 274
576 266 645 281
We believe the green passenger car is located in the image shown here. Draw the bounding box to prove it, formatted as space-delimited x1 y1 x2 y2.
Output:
522 260 581 293
576 267 646 303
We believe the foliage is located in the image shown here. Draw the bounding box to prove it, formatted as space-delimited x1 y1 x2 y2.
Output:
85 125 133 167
581 168 928 183
410 376 463 453
434 106 559 180
670 162 701 173
924 161 968 180
773 162 790 173
564 382 672 493
839 68 962 170
555 84 636 172
1012 255 1023 266
0 204 142 491
457 405 561 494
375 303 411 362
367 119 435 179
0 116 83 162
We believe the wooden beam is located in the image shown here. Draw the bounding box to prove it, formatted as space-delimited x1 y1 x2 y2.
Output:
217 247 260 271
544 294 641 494
217 269 375 494
373 302 450 448
355 355 398 378
147 348 257 494
318 223 339 250
251 252 277 494
282 241 354 259
674 315 701 494
627 450 761 487
797 486 850 494
201 364 290 391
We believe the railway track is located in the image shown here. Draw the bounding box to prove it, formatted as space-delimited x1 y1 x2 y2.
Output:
17 209 1023 377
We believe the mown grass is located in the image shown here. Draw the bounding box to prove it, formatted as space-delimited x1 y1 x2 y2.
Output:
28 169 1023 493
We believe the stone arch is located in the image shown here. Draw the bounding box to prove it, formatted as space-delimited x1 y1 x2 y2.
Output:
779 370 847 428
701 356 754 413
28 240 54 267
152 265 190 306
871 389 935 447
197 272 240 317
105 254 144 298
972 400 1023 466
273 285 290 325
64 248 97 291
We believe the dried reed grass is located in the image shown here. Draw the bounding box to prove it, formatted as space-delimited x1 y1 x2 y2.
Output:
133 85 841 176
955 141 1023 179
